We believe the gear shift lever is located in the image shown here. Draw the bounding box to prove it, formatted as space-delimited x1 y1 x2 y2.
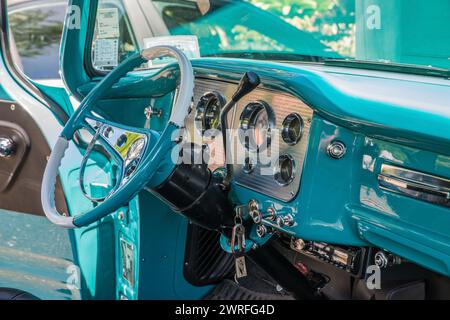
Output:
220 71 261 187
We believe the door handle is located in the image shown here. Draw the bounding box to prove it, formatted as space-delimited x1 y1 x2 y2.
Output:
0 136 15 158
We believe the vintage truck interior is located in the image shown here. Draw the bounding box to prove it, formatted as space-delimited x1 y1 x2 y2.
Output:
0 0 450 300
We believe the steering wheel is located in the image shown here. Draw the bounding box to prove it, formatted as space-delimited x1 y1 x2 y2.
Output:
41 46 194 228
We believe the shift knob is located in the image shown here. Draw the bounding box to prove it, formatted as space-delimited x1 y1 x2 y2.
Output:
232 71 261 102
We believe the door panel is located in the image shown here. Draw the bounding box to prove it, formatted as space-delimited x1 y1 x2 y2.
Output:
0 100 67 215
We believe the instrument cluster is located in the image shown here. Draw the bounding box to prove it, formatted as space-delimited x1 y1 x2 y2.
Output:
189 78 313 202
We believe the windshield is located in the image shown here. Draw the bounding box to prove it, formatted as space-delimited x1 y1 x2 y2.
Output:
91 0 450 74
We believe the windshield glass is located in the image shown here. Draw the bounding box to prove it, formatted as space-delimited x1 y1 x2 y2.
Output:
91 0 450 73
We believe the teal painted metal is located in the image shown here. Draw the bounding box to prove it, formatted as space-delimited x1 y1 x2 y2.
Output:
60 0 96 101
58 145 117 299
33 81 74 116
0 86 11 100
136 191 212 299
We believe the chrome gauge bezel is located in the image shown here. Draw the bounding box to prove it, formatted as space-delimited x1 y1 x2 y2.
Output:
239 101 276 152
195 91 226 137
274 154 296 186
282 113 304 146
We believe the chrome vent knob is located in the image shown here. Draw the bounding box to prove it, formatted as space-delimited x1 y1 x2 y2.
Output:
327 141 347 159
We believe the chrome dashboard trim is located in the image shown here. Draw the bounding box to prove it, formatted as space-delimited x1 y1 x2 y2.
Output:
188 78 313 202
378 164 450 208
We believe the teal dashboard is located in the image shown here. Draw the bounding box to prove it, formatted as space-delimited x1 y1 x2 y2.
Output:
82 57 450 278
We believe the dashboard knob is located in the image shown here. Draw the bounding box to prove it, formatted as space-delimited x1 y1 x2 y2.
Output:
256 225 267 238
250 209 262 224
327 141 347 159
374 251 401 268
277 214 295 228
0 137 15 158
265 207 277 221
248 199 259 212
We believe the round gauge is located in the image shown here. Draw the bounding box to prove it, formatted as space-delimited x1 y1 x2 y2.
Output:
274 154 296 186
239 101 275 152
195 92 226 136
126 138 146 162
282 113 304 146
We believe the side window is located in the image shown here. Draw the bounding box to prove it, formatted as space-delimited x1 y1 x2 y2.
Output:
91 0 136 72
8 1 67 83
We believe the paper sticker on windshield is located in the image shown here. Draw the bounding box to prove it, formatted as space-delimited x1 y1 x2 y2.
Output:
93 39 119 68
97 8 120 39
143 36 200 67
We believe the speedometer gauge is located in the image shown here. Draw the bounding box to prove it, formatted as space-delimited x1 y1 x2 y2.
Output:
239 101 276 152
195 92 226 136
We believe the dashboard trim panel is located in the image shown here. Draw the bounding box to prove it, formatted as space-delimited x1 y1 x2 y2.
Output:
190 78 314 202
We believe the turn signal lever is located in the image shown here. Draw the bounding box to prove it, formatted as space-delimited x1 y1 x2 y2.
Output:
220 71 261 187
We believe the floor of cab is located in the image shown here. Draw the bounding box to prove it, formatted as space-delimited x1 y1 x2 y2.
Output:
205 259 295 300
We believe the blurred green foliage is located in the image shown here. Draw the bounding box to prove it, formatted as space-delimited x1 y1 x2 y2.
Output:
249 0 356 56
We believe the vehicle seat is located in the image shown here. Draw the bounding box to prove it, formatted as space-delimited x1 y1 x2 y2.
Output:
0 288 39 300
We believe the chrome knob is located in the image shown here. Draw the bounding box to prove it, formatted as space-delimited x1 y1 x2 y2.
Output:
250 209 262 224
327 141 347 159
256 225 267 238
374 251 388 268
0 137 15 158
248 199 259 212
277 214 295 228
374 251 401 268
248 199 261 224
265 207 277 221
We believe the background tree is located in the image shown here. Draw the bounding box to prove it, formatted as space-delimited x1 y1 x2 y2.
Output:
9 9 63 58
250 0 356 56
